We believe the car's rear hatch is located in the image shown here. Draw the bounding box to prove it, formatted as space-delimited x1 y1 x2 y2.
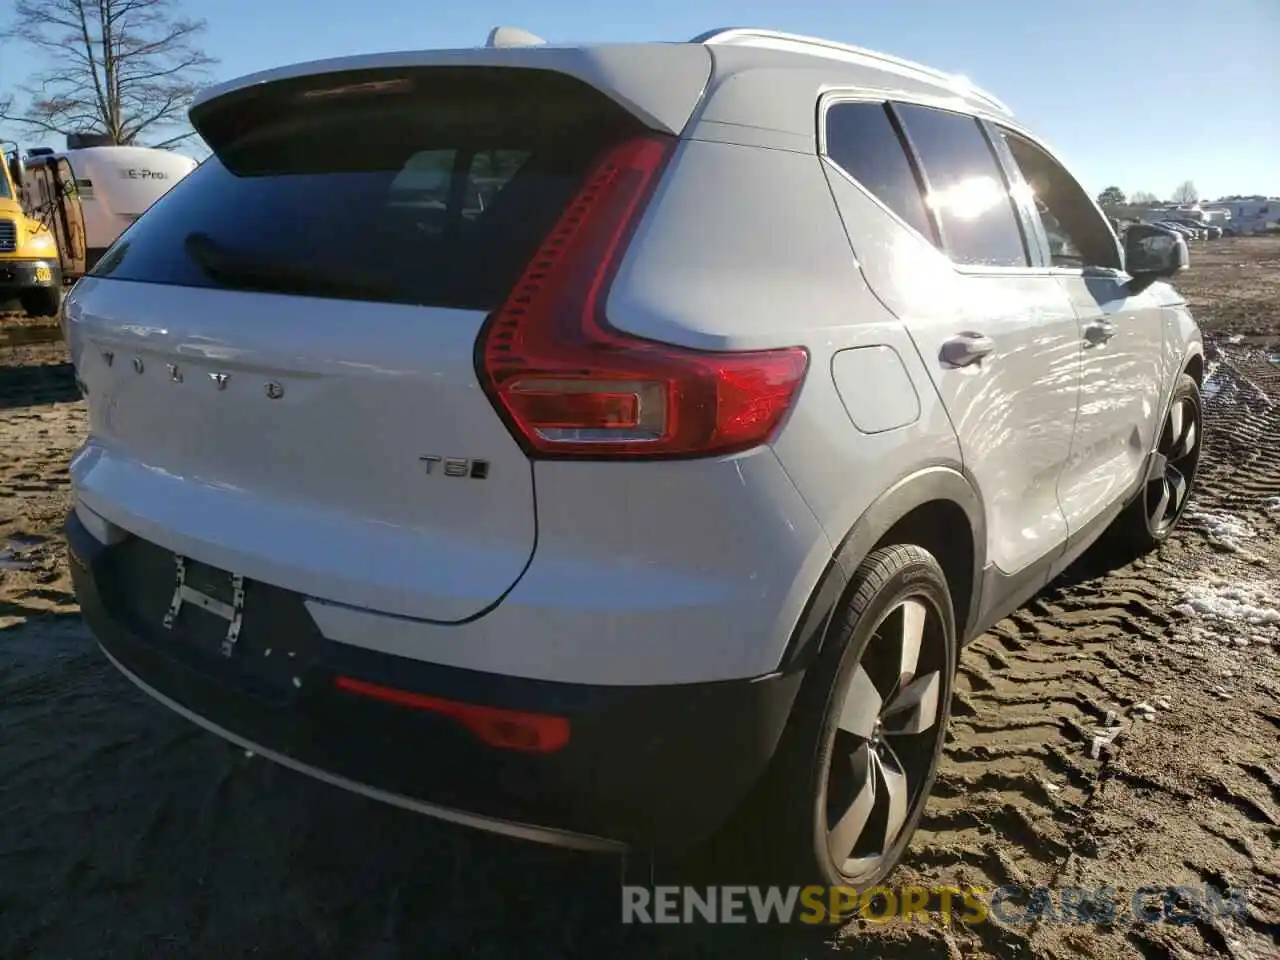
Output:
64 47 712 622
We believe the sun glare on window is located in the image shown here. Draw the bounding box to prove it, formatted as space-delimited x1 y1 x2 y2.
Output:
927 176 1007 220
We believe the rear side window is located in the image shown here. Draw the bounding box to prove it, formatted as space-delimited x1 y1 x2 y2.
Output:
893 104 1029 268
823 102 935 242
90 68 644 310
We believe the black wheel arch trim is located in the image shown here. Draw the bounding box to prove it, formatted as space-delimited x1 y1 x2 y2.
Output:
1172 344 1205 410
1181 344 1205 382
1115 347 1203 516
777 464 985 671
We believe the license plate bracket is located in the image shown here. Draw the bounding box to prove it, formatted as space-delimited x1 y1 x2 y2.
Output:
162 554 246 657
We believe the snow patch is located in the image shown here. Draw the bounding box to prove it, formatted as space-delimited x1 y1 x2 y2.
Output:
1186 508 1256 552
1174 579 1280 627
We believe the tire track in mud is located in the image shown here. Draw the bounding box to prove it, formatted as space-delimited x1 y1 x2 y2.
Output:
0 351 83 518
871 348 1280 958
1197 345 1280 514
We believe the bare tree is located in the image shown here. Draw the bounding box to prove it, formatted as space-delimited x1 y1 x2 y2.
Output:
1130 190 1160 205
0 0 215 148
1171 180 1199 204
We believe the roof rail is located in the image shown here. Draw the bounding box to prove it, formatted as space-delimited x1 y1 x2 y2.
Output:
690 27 1012 116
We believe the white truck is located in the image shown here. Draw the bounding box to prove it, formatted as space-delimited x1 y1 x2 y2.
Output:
15 133 197 277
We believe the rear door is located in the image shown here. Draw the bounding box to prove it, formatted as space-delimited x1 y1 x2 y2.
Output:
53 157 87 278
27 162 68 268
991 126 1165 535
884 102 1082 577
64 66 669 622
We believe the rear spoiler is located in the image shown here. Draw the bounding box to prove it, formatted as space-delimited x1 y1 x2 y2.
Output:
189 45 713 153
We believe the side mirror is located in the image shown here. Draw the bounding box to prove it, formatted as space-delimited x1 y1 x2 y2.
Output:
5 152 25 188
1123 224 1188 292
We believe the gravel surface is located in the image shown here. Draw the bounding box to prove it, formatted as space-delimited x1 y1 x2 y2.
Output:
2 239 1278 959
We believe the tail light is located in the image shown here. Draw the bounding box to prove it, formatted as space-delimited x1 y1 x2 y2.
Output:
477 134 809 459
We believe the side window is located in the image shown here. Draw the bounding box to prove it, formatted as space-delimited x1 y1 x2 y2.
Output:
390 149 456 206
893 104 1029 268
388 148 532 237
997 129 1120 270
823 101 936 243
469 149 530 217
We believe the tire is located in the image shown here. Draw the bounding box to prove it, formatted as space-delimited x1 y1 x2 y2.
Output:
19 286 61 319
690 544 957 914
1112 373 1203 553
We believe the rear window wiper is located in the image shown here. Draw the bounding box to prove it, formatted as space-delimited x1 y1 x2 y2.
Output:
184 232 399 301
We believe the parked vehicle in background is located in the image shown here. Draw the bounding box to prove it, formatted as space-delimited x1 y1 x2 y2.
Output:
0 143 64 317
1176 222 1207 239
1170 218 1221 239
1142 206 1231 239
1202 198 1280 235
1199 208 1231 228
1154 220 1199 239
62 25 1204 897
10 133 196 282
1158 222 1192 238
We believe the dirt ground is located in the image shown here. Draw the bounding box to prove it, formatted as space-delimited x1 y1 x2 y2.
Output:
2 240 1278 959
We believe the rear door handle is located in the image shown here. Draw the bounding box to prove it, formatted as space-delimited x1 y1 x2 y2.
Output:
940 331 995 368
1084 320 1117 346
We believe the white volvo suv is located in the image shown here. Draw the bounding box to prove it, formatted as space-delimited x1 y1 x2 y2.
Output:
62 27 1203 889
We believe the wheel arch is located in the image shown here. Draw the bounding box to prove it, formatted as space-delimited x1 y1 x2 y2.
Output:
777 465 986 671
1183 349 1204 386
1150 342 1206 459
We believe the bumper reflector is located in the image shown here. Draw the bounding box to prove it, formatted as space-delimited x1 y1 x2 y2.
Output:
333 675 570 753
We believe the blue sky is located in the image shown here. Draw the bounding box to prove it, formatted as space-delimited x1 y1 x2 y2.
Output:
2 0 1277 200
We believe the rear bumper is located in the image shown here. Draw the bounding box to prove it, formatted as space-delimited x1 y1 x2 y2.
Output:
0 258 60 293
66 510 805 853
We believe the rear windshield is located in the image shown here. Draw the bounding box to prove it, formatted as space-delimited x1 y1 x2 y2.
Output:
90 68 642 310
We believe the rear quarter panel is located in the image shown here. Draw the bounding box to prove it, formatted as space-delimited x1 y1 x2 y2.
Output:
605 137 964 560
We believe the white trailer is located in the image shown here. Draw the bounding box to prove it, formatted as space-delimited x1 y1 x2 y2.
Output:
20 140 196 270
1202 199 1280 234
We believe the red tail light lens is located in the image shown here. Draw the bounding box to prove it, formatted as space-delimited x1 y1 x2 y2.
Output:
477 134 809 459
